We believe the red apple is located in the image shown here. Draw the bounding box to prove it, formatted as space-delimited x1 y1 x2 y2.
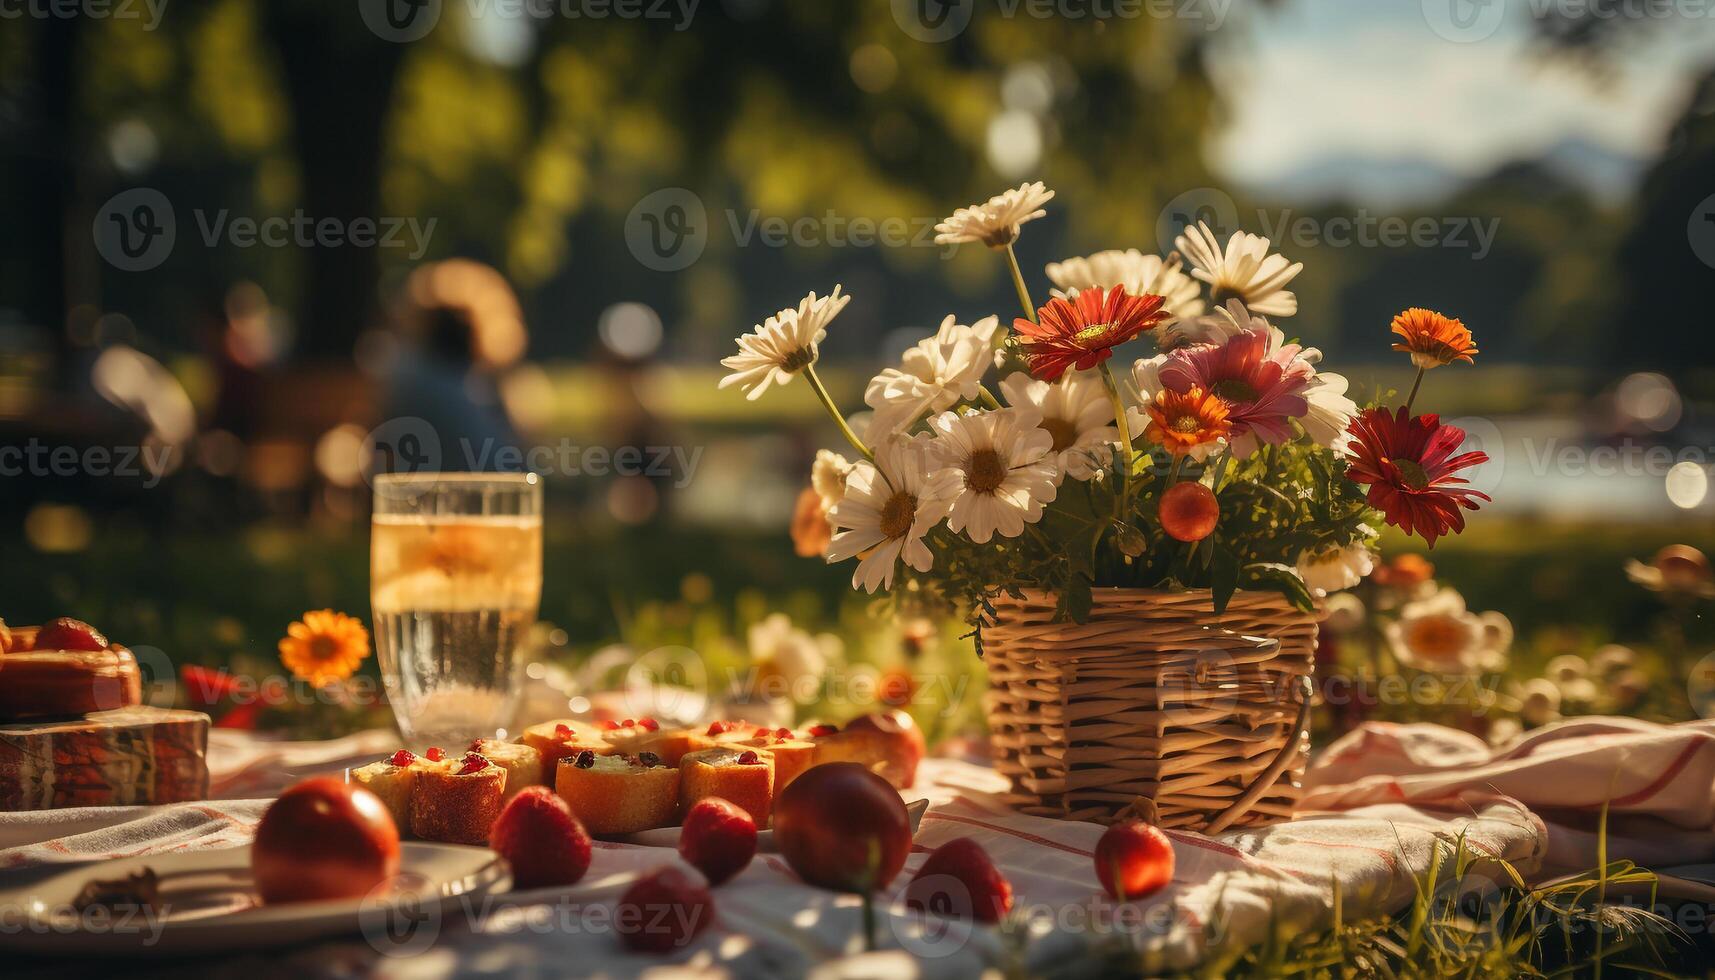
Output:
252 777 400 904
1094 820 1174 901
1158 482 1219 543
35 617 109 652
845 709 927 789
773 763 911 893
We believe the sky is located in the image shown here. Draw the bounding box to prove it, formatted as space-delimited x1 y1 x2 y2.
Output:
1207 0 1715 188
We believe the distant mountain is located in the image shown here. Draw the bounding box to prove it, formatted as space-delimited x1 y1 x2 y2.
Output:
1233 137 1645 208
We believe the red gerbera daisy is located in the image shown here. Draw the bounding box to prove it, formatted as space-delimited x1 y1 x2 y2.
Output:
1014 285 1169 381
1345 407 1490 547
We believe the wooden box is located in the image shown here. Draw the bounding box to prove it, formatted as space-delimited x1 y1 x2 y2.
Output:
0 707 211 811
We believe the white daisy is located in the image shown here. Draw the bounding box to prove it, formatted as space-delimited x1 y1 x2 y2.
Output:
748 613 827 690
1295 540 1376 596
997 370 1118 481
934 182 1054 248
1044 249 1205 321
1386 587 1511 675
863 315 999 438
825 437 960 594
1174 223 1302 318
928 408 1059 544
719 285 851 400
810 449 853 509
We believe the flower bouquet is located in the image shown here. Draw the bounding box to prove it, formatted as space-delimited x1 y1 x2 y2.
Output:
721 182 1491 829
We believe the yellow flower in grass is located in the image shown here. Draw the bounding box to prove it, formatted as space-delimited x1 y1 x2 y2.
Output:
279 610 371 687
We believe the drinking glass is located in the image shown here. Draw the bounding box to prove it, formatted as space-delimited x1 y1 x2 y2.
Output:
371 472 543 747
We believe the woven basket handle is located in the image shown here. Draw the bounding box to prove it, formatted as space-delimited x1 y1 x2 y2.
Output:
1203 674 1314 835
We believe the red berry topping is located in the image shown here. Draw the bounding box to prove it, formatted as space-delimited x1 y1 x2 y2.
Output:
490 787 592 889
905 837 1014 923
807 724 838 737
574 750 596 769
775 728 791 739
1094 820 1175 901
387 749 415 767
554 723 573 738
600 719 620 731
707 721 732 736
425 747 446 762
679 797 757 886
616 867 713 953
735 750 761 766
455 753 490 775
36 617 109 653
639 718 660 732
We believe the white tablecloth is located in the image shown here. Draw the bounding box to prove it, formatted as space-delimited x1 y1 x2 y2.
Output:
6 718 1715 976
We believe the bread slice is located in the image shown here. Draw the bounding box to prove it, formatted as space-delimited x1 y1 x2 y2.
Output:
741 734 816 792
349 752 442 833
554 752 681 835
471 738 543 802
521 719 611 773
680 747 774 829
410 754 506 844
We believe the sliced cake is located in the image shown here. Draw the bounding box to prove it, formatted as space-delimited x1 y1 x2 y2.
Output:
555 750 681 836
411 750 506 844
680 747 774 829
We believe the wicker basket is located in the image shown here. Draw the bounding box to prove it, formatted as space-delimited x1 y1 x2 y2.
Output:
982 588 1317 833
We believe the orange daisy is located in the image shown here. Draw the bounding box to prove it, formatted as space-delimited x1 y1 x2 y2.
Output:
1144 386 1232 459
278 610 371 688
1390 308 1477 369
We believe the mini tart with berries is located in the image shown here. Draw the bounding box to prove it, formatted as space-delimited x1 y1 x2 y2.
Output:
411 751 507 845
471 738 544 802
555 751 681 836
349 748 440 831
739 730 816 792
521 719 612 773
679 747 774 829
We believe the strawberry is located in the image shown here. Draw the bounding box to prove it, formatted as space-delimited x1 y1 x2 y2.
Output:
1094 820 1175 901
35 617 108 652
489 786 592 889
678 797 757 886
905 837 1013 923
616 866 714 953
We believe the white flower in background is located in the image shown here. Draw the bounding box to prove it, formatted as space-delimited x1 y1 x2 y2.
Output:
1516 677 1561 727
1386 587 1512 675
1175 223 1303 317
1590 644 1637 677
1044 249 1205 321
1488 717 1523 747
863 315 999 438
826 436 961 593
929 408 1059 544
1295 540 1376 596
719 286 851 400
810 450 853 509
997 370 1118 481
748 613 827 691
934 181 1054 248
1322 591 1367 633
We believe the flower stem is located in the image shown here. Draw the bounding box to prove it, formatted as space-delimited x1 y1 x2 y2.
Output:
804 364 872 460
977 384 1002 411
1005 243 1036 321
1403 366 1426 414
1099 361 1132 521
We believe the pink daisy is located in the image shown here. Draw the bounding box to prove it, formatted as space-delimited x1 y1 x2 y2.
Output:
1152 325 1314 456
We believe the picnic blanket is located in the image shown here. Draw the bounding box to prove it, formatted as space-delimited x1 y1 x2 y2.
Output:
4 718 1713 976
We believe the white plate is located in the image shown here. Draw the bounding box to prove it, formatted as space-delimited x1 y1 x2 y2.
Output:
621 797 931 848
0 841 509 957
